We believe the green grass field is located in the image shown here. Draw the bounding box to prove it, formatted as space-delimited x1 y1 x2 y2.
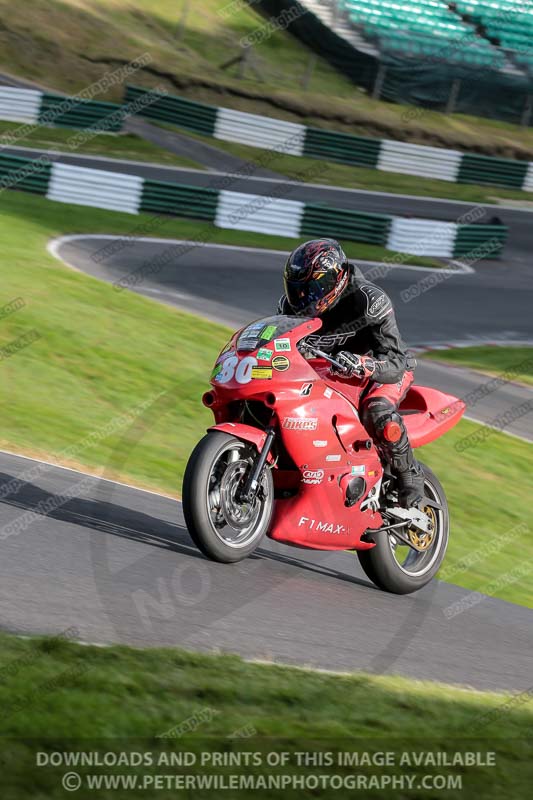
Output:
0 632 531 799
423 346 533 387
0 121 204 169
0 190 531 606
1 0 533 159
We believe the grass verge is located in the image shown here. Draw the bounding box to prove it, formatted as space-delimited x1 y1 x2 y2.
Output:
423 346 533 387
0 1 532 158
0 191 531 605
0 121 204 169
0 632 531 798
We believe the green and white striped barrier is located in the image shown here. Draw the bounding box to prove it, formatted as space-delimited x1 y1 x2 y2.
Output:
125 85 533 193
0 86 124 132
0 84 530 193
0 152 507 259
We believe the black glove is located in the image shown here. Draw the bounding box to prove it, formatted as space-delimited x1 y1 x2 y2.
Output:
331 352 376 378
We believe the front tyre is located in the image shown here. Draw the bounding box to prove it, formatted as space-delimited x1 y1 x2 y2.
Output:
357 462 449 594
182 431 274 563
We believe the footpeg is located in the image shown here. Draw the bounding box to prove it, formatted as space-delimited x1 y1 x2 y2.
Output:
387 505 434 534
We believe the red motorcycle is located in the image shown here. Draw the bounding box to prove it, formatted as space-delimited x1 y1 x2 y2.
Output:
183 315 465 594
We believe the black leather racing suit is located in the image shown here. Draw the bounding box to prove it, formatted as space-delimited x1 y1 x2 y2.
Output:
277 263 424 504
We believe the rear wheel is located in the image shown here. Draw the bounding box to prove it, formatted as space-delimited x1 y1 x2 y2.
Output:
357 462 449 594
182 431 274 563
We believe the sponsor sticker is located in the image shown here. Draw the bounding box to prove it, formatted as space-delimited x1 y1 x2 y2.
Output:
298 516 347 534
260 325 277 339
299 383 313 396
302 469 324 485
326 454 341 462
217 349 235 362
211 363 222 379
274 338 291 352
272 355 290 372
351 465 366 475
251 366 272 380
323 387 333 399
283 417 318 431
256 347 273 362
313 440 328 447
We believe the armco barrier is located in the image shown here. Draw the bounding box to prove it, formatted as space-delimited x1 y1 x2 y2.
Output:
387 219 457 258
215 108 305 155
0 152 508 258
124 85 533 193
303 127 380 168
46 163 143 214
216 191 304 237
124 86 217 136
453 224 508 258
457 153 530 188
0 87 41 124
0 83 532 193
0 152 51 194
38 94 124 132
141 180 218 220
377 141 462 183
302 204 391 245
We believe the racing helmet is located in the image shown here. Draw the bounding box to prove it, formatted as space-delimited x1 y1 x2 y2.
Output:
283 239 349 315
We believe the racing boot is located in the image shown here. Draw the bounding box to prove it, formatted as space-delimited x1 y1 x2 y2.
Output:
379 415 425 508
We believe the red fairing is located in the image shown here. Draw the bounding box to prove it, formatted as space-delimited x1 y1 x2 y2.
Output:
208 422 274 463
400 387 466 448
204 316 464 552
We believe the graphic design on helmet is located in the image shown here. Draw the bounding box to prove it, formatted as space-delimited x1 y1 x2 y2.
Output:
283 239 348 316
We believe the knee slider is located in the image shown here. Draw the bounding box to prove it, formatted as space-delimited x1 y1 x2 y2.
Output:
362 398 395 433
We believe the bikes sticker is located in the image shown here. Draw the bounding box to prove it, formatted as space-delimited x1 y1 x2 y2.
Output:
283 417 318 431
272 355 290 372
302 469 324 485
312 440 328 447
274 338 291 352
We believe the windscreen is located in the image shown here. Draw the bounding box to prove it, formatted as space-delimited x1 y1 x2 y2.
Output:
235 315 313 352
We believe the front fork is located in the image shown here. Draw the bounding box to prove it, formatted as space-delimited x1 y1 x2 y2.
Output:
238 423 276 503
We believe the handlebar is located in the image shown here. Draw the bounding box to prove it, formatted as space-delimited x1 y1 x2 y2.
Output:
298 341 351 374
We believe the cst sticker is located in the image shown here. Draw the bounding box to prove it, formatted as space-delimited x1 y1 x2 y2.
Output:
251 366 272 380
313 440 328 448
257 348 273 362
326 454 341 462
274 338 291 352
272 355 290 372
302 469 324 485
300 383 313 396
351 465 366 475
323 387 333 399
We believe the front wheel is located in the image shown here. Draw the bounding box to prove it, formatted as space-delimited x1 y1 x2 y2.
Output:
182 431 274 563
357 462 449 594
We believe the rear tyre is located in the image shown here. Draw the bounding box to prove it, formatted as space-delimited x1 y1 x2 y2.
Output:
357 462 449 595
182 431 274 563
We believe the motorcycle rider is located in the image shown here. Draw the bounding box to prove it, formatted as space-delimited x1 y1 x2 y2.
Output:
277 238 424 509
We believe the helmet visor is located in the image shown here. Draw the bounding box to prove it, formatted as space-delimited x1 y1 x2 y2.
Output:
284 277 331 315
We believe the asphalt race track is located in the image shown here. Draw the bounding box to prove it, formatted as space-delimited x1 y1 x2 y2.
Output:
1 450 531 693
0 235 531 692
